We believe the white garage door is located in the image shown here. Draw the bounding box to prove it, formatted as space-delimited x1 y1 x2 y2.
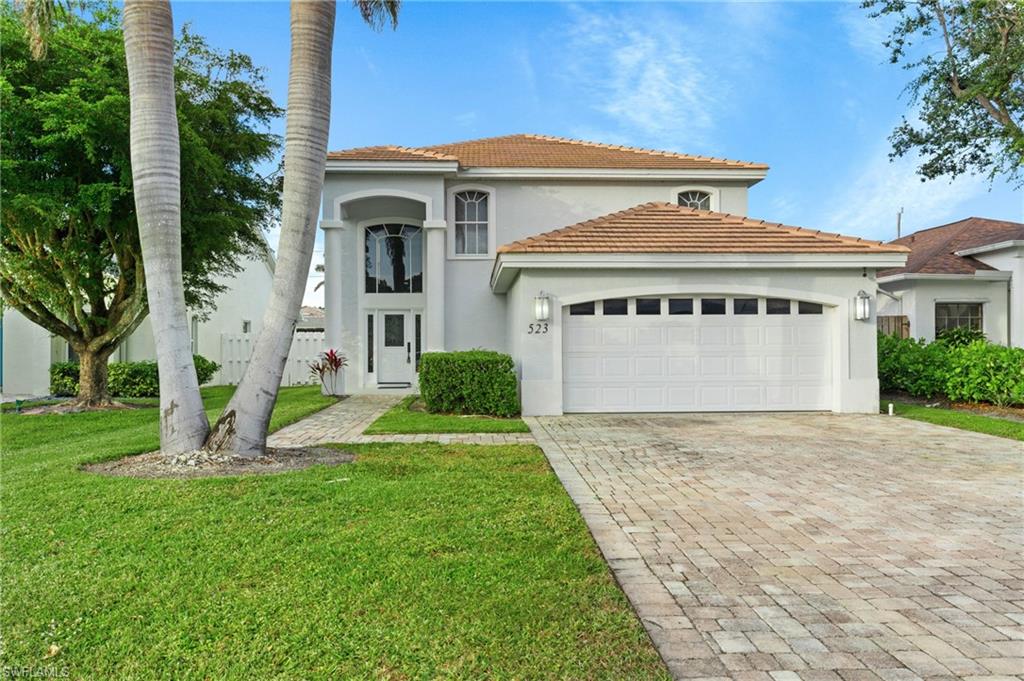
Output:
562 296 833 412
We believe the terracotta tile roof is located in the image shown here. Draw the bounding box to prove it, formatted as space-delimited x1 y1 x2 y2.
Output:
326 145 458 162
328 134 767 171
497 203 907 255
878 217 1024 277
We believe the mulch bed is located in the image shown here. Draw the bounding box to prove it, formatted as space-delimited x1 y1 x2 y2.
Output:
16 401 152 416
881 392 1024 423
83 446 355 479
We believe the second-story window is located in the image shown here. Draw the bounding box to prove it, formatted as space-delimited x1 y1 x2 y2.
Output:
454 190 489 255
677 190 711 211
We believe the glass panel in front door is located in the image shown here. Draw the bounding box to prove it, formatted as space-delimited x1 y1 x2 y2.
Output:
384 314 404 347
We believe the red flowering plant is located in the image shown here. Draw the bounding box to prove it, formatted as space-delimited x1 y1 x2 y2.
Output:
309 348 347 395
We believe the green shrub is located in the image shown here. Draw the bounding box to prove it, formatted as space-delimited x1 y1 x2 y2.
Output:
945 341 1024 407
936 326 986 348
876 332 949 398
49 362 79 397
418 350 520 417
48 355 220 397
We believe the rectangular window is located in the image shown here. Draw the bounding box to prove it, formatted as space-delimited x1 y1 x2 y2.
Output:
384 314 405 347
454 191 489 255
701 298 726 315
602 298 628 315
935 302 983 335
367 314 374 373
635 298 661 315
734 298 759 315
190 317 199 354
798 301 823 315
242 319 252 334
668 298 693 315
569 301 595 316
766 298 791 315
414 314 422 371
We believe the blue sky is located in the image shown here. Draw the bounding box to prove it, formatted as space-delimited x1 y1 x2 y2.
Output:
173 1 1022 305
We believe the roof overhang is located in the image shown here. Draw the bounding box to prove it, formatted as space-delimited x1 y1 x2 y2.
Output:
456 167 768 183
325 160 459 174
954 240 1024 257
877 271 1013 285
491 252 909 293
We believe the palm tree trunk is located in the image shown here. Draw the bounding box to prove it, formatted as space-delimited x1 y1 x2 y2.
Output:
205 0 336 457
123 0 209 452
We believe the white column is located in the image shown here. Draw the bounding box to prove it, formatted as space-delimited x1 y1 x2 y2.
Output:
322 222 345 351
423 219 447 351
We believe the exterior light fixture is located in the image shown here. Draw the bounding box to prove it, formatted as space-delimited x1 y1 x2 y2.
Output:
534 292 551 322
855 290 871 321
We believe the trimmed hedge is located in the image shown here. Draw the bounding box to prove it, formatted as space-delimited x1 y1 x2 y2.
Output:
418 350 520 417
878 332 1024 406
49 355 220 397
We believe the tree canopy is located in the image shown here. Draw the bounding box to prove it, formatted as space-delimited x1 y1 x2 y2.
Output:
0 1 281 402
863 0 1024 185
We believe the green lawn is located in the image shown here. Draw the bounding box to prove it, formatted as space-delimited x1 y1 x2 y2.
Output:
1 387 666 679
884 401 1024 441
364 395 531 434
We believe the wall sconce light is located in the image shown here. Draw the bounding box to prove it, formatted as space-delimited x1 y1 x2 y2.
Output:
855 290 871 321
534 292 551 322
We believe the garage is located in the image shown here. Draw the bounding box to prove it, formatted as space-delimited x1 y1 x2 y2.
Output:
562 295 833 412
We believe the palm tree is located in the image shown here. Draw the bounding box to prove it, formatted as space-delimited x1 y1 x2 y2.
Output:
205 0 399 457
123 0 210 453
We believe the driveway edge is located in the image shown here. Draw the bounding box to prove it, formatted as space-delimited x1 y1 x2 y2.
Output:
525 417 711 680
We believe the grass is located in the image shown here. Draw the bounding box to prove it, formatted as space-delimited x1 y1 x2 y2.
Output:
1 387 666 679
364 395 531 434
884 400 1024 441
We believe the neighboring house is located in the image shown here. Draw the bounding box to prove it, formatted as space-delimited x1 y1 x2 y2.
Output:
321 133 907 415
0 250 314 398
877 217 1023 347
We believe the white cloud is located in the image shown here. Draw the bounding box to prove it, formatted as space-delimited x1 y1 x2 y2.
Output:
838 3 892 64
822 143 989 241
560 4 718 149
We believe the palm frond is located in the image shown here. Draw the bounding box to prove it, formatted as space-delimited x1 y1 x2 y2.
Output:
353 0 400 31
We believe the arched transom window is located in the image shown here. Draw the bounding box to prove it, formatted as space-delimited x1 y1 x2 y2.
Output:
364 224 423 293
454 190 489 255
677 190 712 211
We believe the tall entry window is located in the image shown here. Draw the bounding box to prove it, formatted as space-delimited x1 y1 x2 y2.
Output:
364 224 423 293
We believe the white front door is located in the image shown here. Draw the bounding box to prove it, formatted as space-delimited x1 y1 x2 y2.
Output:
379 312 414 384
563 295 833 412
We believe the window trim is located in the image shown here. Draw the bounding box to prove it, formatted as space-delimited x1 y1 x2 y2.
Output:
447 184 496 260
358 217 425 295
670 185 720 212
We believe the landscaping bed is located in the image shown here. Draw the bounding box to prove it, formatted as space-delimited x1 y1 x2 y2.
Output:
1 386 666 679
364 395 531 434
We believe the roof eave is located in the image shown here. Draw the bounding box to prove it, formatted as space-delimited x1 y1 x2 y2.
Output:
491 251 909 293
324 159 460 174
954 240 1024 257
877 271 1013 284
458 166 768 182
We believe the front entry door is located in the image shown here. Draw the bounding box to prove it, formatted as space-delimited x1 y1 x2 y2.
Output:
379 312 413 384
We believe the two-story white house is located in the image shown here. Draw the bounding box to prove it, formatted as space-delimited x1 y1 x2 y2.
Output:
321 134 907 416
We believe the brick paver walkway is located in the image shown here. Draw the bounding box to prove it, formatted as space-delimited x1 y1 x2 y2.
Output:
527 413 1023 681
268 394 534 446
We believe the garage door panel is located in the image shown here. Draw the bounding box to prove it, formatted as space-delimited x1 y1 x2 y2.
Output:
563 297 832 413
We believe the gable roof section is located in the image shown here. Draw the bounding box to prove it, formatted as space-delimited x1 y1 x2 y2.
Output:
327 134 767 171
878 217 1024 277
497 202 906 255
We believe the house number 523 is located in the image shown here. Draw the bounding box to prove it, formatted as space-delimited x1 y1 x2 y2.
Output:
527 323 549 335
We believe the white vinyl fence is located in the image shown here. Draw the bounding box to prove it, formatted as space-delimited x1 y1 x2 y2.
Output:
219 331 325 387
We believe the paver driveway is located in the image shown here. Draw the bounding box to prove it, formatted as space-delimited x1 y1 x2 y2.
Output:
527 413 1023 681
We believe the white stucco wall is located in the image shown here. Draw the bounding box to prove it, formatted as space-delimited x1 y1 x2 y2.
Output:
974 245 1023 347
879 277 1011 345
321 172 757 376
1 309 53 397
504 268 884 416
